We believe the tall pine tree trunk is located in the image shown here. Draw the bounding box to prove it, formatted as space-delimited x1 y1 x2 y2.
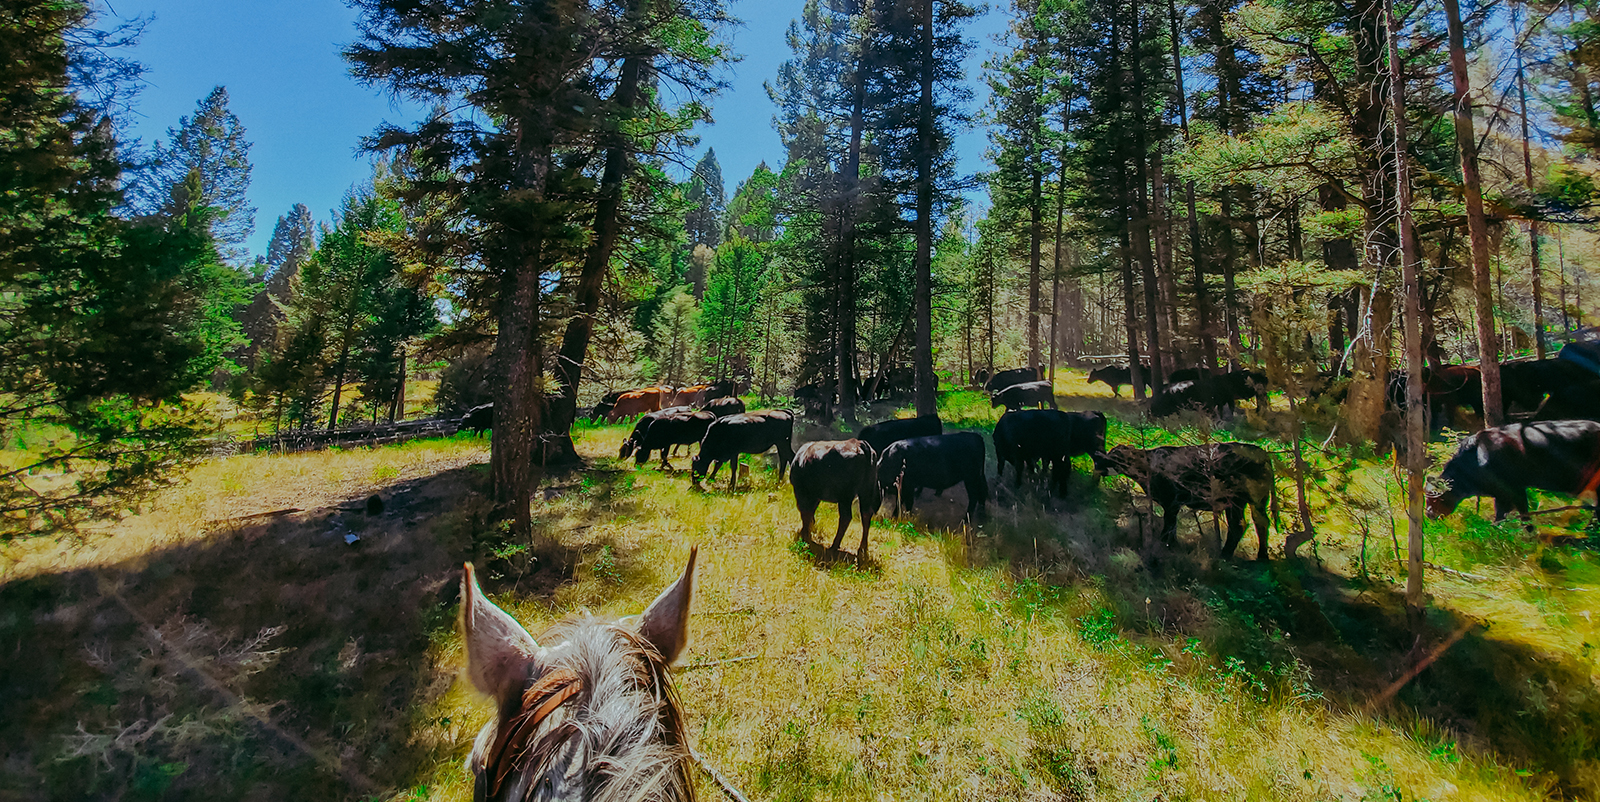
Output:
913 0 938 416
491 143 552 536
549 54 643 460
1518 35 1546 359
1028 165 1044 373
837 66 866 423
1443 0 1503 425
1388 0 1428 614
1171 0 1216 372
1131 0 1165 387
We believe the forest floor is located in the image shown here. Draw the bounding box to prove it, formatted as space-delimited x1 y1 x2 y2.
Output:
2 370 1598 801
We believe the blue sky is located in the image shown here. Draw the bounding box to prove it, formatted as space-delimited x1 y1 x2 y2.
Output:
109 1 1009 258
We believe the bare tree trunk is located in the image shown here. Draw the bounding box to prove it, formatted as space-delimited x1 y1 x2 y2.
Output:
389 345 407 422
838 59 867 424
1518 36 1546 359
1131 0 1165 388
1028 165 1044 373
491 143 552 536
549 54 643 461
1172 0 1217 372
913 0 938 416
1388 0 1428 613
1443 0 1503 425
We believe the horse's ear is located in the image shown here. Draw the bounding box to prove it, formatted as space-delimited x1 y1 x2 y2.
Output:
460 563 540 705
639 546 697 666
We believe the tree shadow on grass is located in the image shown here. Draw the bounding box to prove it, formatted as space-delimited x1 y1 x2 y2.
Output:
1033 502 1600 796
0 457 656 802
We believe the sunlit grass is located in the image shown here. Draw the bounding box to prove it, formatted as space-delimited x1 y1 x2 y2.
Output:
2 369 1595 800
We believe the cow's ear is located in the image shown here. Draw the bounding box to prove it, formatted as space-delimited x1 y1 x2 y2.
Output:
639 546 697 666
460 563 540 706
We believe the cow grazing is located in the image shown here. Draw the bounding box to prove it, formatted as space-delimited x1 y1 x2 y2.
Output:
993 410 1107 497
877 432 989 519
858 414 942 455
701 396 746 417
591 390 628 423
1149 370 1267 418
984 366 1041 393
1087 364 1150 397
790 440 882 565
634 410 717 469
672 384 710 407
691 410 796 490
990 380 1058 411
461 403 493 436
606 388 668 423
1093 442 1278 559
619 406 692 459
1427 420 1600 525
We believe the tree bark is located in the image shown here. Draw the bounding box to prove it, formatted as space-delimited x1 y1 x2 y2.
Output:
548 54 643 461
1388 0 1427 613
491 141 552 536
1131 0 1165 388
1518 36 1546 359
1168 0 1215 372
913 0 938 416
1443 0 1503 425
1028 164 1044 373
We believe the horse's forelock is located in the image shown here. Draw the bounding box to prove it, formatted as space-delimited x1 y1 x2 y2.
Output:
472 617 694 802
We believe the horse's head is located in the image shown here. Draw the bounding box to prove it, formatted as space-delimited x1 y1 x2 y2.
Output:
460 548 699 801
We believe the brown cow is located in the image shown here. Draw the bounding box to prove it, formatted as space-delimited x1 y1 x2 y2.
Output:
672 384 711 407
606 388 667 423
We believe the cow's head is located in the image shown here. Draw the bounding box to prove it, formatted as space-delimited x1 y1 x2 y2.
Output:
1091 445 1147 481
1425 480 1461 518
989 392 1004 408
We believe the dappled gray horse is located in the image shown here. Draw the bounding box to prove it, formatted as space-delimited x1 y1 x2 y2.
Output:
459 549 699 801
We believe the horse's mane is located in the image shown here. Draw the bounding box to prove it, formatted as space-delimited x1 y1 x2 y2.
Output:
472 618 695 802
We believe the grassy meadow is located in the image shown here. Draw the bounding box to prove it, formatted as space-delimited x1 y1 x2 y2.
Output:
2 369 1598 800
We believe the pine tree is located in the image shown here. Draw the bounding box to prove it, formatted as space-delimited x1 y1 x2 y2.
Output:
871 0 976 414
238 204 315 369
140 86 255 263
685 148 726 249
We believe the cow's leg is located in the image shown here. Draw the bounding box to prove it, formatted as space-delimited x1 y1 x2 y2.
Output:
1055 459 1072 498
1221 509 1245 557
902 485 917 512
795 493 819 544
830 501 853 552
729 457 741 492
778 443 794 483
1493 491 1529 523
856 493 873 565
1161 506 1180 547
1251 501 1272 561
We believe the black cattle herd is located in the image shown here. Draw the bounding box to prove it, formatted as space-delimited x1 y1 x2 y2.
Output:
460 346 1600 565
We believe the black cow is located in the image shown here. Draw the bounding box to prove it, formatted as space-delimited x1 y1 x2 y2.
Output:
971 368 991 388
618 406 691 459
858 414 942 456
1537 379 1600 422
794 383 833 419
1164 367 1205 386
877 432 988 519
1093 442 1278 559
1427 420 1600 525
790 440 882 566
701 396 746 417
990 380 1057 411
590 390 628 423
993 410 1107 497
984 366 1041 393
703 379 739 401
691 410 796 490
1502 358 1591 415
461 403 493 437
1149 371 1267 418
1087 364 1150 397
634 410 717 469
